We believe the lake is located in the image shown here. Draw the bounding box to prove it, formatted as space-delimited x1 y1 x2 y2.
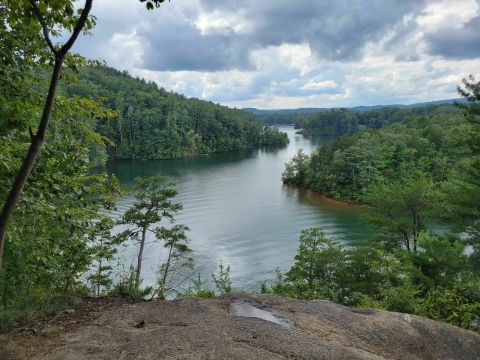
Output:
104 126 375 292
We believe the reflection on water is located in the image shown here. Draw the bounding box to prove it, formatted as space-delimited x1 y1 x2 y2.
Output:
229 298 294 328
103 126 375 292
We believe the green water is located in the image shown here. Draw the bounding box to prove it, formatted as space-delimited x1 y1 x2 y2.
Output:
104 126 375 292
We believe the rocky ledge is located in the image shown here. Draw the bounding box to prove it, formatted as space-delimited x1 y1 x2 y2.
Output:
4 294 480 359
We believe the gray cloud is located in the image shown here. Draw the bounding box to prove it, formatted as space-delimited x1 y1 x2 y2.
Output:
70 0 480 109
200 0 428 61
139 21 252 71
137 0 430 72
425 16 480 59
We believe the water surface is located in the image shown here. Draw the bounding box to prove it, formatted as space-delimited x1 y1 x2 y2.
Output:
105 126 375 292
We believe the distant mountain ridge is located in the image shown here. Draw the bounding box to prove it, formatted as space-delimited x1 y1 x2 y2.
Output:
243 98 466 115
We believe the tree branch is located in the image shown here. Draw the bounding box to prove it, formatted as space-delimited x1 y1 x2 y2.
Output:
29 0 57 54
60 0 93 55
0 0 94 267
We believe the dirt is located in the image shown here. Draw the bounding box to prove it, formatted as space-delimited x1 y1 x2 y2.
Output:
1 296 140 360
2 294 479 359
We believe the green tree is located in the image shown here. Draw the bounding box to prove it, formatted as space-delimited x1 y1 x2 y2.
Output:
119 175 183 290
265 230 480 330
0 127 121 328
363 175 437 252
336 246 387 306
0 0 175 266
0 0 95 266
270 228 344 300
443 76 480 256
154 224 192 299
87 218 124 297
282 149 309 185
409 232 469 290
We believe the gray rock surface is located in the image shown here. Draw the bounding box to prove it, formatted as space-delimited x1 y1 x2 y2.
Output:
32 294 480 359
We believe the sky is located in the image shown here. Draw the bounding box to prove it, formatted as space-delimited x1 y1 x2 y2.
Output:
70 0 480 109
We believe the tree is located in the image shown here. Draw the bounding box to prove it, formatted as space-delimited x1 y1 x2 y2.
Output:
270 228 345 300
119 175 183 290
154 224 192 299
443 76 480 250
282 149 309 185
0 119 121 322
363 175 437 252
409 232 469 290
0 0 173 266
264 229 480 330
0 0 95 266
87 218 124 297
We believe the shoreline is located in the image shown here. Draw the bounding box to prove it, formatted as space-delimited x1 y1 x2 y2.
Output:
284 183 364 208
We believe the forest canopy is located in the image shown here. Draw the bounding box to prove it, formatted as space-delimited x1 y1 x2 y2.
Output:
261 104 460 136
61 66 288 163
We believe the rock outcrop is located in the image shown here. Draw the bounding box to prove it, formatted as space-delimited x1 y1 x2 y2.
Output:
9 294 480 359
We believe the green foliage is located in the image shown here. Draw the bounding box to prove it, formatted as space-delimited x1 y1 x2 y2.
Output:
296 108 359 136
294 105 459 136
179 274 215 299
284 114 469 201
258 105 459 135
363 175 437 251
285 228 343 299
441 76 480 251
0 126 121 329
118 175 184 290
0 0 198 330
61 66 287 162
120 176 182 230
276 77 480 332
154 224 193 300
260 126 289 146
108 266 153 299
265 229 480 330
141 0 171 11
212 262 233 294
409 233 469 289
416 284 480 329
281 149 309 185
87 218 125 297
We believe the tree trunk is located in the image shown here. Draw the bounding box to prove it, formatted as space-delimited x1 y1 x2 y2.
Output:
351 166 356 190
0 0 93 267
135 227 147 289
97 259 102 297
402 231 410 252
412 213 418 252
0 55 64 266
158 243 174 299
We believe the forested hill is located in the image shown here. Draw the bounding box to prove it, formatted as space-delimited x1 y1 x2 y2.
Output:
258 104 460 135
60 66 288 161
282 113 469 202
245 98 464 115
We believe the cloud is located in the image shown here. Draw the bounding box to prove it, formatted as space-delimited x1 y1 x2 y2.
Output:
300 80 338 91
425 16 480 59
114 0 433 72
69 0 480 109
198 0 428 61
418 0 480 59
104 31 144 69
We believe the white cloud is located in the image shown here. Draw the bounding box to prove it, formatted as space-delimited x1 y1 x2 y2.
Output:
301 80 338 91
194 9 252 35
417 0 479 31
104 31 145 69
71 0 480 109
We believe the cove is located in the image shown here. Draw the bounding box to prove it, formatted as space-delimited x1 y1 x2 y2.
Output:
104 126 375 292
